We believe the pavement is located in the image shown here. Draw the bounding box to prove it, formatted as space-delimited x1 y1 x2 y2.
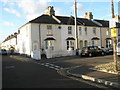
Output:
65 65 120 88
38 55 120 88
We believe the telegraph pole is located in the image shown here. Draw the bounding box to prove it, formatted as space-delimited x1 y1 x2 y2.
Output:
74 0 79 55
111 0 115 18
110 0 118 71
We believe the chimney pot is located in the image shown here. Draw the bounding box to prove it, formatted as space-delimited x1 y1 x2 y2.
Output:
45 6 55 16
84 12 93 19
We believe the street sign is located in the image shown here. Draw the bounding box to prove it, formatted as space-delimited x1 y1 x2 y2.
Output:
109 19 116 28
111 28 117 37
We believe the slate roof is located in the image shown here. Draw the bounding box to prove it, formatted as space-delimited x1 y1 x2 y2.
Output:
3 33 18 42
29 14 120 28
29 14 101 27
29 14 59 24
94 19 109 27
77 18 100 27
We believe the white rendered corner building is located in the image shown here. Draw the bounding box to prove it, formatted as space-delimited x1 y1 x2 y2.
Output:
1 6 117 60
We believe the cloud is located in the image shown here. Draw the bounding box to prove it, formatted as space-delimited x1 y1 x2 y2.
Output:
3 21 14 27
0 30 6 43
2 0 68 21
71 3 84 11
26 13 43 21
3 8 21 17
17 0 49 21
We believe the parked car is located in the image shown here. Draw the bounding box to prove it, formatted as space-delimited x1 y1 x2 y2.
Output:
117 42 120 57
0 49 7 55
80 46 105 57
105 47 113 55
98 46 107 54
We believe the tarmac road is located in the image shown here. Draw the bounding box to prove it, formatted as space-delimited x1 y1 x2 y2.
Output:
2 55 100 88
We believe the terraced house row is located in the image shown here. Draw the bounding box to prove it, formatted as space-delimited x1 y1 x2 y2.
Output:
1 6 120 60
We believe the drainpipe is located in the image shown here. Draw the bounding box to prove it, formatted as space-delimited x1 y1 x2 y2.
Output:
38 24 42 60
39 24 41 51
100 27 102 47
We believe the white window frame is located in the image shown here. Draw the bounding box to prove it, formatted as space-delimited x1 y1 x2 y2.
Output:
106 29 109 35
47 25 53 36
68 26 72 34
67 40 74 50
45 40 54 50
79 27 82 35
93 28 96 35
85 27 87 35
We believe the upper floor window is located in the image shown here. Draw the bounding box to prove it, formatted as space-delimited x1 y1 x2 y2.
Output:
93 28 96 34
68 26 72 34
85 27 87 35
106 29 109 35
47 25 53 36
79 27 82 35
47 25 52 30
26 26 28 37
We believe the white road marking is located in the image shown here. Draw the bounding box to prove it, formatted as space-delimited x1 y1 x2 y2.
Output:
48 64 54 66
49 66 55 68
45 64 49 67
35 62 63 71
41 63 45 65
54 68 60 71
54 65 60 68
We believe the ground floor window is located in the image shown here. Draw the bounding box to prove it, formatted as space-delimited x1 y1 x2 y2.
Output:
106 40 112 48
92 40 99 46
80 40 88 48
45 40 54 50
84 40 88 47
67 40 74 50
92 40 95 46
80 40 83 49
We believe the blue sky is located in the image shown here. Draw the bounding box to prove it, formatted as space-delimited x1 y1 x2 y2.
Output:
0 0 119 43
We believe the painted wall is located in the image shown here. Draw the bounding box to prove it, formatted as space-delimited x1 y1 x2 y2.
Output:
17 24 31 56
1 21 113 59
101 27 112 48
78 26 101 47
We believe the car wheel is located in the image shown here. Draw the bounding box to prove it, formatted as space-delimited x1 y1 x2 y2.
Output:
89 53 92 57
101 52 105 56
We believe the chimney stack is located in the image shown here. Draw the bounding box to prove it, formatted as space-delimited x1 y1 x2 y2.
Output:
84 12 93 20
45 6 55 16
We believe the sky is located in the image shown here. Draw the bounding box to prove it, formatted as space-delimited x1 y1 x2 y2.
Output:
0 0 119 43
